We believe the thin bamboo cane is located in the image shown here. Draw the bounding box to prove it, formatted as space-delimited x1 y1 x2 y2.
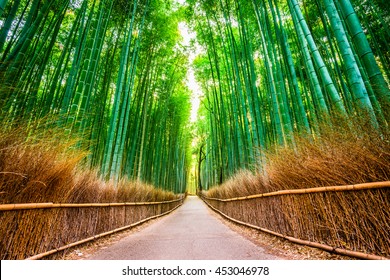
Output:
25 201 183 260
202 198 388 260
202 181 390 202
0 197 184 211
0 203 55 211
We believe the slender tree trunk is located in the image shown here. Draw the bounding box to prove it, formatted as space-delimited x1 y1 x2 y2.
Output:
289 0 347 115
324 0 377 125
338 0 390 122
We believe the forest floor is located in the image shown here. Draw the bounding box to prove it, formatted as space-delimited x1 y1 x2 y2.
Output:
61 196 354 260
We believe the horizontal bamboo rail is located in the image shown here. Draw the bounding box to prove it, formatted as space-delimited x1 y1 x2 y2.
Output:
0 197 183 211
25 202 183 260
201 198 388 260
202 181 390 202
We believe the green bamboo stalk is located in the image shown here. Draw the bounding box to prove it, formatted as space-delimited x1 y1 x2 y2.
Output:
324 0 377 125
289 0 347 115
338 0 390 122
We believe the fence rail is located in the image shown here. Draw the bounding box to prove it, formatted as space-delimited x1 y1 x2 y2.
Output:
202 181 390 202
201 181 390 260
0 198 183 211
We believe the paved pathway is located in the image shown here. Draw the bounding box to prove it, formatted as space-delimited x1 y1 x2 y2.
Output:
87 196 282 260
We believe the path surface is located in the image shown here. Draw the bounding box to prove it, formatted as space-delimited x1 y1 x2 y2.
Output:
87 196 283 260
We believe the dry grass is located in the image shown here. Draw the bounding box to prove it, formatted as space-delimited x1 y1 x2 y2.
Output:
203 116 390 258
264 118 390 192
0 123 181 259
206 115 390 197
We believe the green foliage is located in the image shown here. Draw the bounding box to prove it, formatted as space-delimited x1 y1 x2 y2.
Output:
0 0 192 193
190 0 389 189
0 0 389 193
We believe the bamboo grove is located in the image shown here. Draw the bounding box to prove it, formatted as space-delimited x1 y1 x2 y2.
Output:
0 0 389 194
188 0 390 189
0 0 192 193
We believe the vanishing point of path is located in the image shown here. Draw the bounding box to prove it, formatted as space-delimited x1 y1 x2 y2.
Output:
87 196 283 260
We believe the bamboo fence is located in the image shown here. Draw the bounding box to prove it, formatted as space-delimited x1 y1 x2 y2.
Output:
201 181 390 260
0 196 185 259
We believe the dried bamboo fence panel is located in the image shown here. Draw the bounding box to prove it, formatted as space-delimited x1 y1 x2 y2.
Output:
201 182 390 259
0 197 185 259
26 203 183 260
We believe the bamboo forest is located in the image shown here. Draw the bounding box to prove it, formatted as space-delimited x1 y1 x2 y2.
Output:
0 0 389 260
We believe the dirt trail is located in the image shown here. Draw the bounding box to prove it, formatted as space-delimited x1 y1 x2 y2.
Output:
87 196 284 260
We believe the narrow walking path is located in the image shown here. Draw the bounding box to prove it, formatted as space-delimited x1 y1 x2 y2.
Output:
87 196 283 260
